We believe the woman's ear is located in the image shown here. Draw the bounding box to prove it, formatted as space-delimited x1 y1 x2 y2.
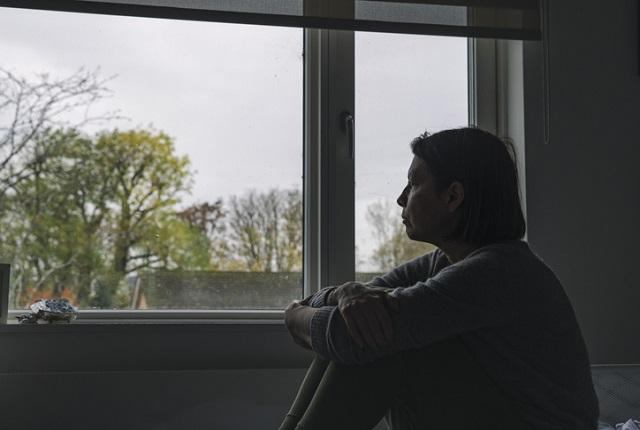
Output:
444 181 464 213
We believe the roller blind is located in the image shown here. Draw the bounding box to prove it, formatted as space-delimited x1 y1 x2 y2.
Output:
0 0 541 40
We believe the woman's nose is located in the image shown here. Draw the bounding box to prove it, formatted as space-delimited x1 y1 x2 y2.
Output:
397 188 407 207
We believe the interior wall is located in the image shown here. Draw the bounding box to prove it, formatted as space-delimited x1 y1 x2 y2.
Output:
0 321 389 430
0 368 388 430
523 0 640 364
0 369 305 430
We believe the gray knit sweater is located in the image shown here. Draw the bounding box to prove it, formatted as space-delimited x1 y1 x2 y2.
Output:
307 240 599 430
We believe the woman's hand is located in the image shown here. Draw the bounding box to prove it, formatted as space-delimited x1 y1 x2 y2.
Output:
330 282 400 351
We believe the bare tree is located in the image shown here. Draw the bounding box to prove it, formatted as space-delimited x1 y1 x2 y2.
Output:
275 189 302 272
177 200 225 239
366 200 435 271
0 67 116 193
227 188 302 272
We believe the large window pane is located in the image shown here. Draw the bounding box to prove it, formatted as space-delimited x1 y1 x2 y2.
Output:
355 33 468 277
0 8 303 311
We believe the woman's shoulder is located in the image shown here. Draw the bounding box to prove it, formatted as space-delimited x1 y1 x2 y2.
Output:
371 248 446 288
408 247 449 278
440 239 557 285
465 239 536 263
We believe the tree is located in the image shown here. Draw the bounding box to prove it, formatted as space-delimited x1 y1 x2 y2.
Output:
177 201 224 239
0 67 115 195
177 200 231 269
227 188 302 272
366 200 435 271
1 127 212 309
48 129 117 305
276 189 303 272
96 129 209 278
0 68 117 307
95 129 189 276
135 211 211 271
0 129 106 307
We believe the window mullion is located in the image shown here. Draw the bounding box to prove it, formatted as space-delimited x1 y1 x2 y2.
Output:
322 29 355 289
303 27 322 296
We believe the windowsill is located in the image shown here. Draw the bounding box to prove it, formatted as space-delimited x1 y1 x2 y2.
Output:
0 320 284 332
0 315 314 373
4 309 286 326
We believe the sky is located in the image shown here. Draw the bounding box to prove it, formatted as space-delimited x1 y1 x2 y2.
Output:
0 6 467 270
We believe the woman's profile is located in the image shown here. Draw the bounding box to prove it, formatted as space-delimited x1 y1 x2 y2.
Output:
280 127 599 430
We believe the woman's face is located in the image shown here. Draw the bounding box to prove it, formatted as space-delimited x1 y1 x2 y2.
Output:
396 155 462 244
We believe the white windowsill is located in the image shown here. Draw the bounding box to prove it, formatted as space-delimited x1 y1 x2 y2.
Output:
5 309 286 325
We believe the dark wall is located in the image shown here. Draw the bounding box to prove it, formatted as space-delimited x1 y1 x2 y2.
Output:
524 0 640 363
0 369 307 430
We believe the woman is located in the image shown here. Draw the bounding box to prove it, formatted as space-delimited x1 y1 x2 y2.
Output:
281 128 599 430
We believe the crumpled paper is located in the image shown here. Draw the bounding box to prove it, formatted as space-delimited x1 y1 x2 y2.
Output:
615 419 640 430
598 419 640 430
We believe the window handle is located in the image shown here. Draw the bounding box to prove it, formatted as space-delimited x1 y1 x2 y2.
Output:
341 110 354 159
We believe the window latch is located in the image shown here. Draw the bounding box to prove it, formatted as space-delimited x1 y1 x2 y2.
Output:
341 110 354 159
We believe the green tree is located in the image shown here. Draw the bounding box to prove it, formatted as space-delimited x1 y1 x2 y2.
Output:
0 67 115 308
177 201 231 270
0 129 111 307
91 129 209 307
52 130 117 305
0 127 212 309
366 200 435 271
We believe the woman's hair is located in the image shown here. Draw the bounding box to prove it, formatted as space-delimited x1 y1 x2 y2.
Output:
410 127 526 246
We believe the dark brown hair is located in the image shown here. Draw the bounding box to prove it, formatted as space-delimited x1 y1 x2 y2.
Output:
410 127 526 246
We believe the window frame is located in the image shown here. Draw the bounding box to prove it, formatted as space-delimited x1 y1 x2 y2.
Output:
0 3 505 327
0 3 523 372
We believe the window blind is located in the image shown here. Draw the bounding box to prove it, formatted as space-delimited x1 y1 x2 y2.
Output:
0 0 541 40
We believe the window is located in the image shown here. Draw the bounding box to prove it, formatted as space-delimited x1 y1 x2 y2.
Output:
354 32 468 275
0 7 304 315
0 3 502 324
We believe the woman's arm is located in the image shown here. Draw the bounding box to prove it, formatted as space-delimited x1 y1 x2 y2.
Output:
287 249 441 351
285 305 318 350
284 298 320 350
286 283 396 352
302 249 439 309
309 255 511 366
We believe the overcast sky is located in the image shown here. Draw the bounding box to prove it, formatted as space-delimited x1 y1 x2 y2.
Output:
0 6 467 270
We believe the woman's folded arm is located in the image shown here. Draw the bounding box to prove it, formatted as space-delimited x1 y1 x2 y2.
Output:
309 256 511 366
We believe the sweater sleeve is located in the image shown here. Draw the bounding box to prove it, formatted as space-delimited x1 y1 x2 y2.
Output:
307 286 337 308
305 250 440 308
309 250 512 366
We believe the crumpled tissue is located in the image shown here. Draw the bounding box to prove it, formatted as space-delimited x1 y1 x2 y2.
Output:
598 419 640 430
615 419 640 430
